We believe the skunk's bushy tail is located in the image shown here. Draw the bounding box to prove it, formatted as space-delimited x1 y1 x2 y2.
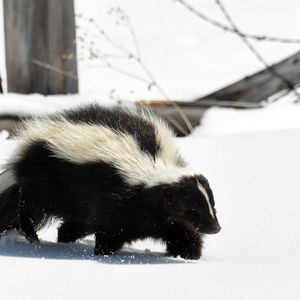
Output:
0 169 19 234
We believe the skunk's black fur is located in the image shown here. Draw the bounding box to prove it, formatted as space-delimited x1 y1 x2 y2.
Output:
0 183 19 233
0 105 220 259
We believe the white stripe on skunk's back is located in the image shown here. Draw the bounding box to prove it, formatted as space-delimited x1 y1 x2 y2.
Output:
138 109 180 166
19 119 195 186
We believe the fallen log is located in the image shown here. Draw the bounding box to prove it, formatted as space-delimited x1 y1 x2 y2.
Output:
137 51 300 135
4 48 296 136
196 50 300 103
136 100 262 136
0 115 23 135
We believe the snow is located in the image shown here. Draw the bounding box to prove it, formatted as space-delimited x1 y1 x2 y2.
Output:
177 129 300 299
0 121 300 299
194 102 300 136
0 93 121 116
0 0 300 299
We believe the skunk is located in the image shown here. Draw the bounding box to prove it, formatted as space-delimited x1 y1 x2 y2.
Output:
0 104 221 259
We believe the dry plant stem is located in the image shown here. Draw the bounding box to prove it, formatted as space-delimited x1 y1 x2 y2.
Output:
92 21 131 57
121 19 194 133
32 59 78 81
177 0 300 44
80 21 148 83
33 61 189 134
89 18 194 134
156 112 189 136
33 58 188 133
104 61 149 83
137 58 193 133
214 0 300 102
124 17 141 59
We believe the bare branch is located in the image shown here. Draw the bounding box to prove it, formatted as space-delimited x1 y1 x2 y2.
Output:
103 61 149 83
136 59 193 133
32 59 78 81
214 0 300 102
177 0 300 44
79 10 194 134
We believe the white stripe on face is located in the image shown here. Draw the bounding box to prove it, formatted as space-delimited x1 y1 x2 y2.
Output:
197 181 215 219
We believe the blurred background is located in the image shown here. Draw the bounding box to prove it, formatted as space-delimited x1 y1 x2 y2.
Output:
0 0 300 135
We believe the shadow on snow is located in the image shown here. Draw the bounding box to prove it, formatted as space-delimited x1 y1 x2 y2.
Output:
0 236 189 265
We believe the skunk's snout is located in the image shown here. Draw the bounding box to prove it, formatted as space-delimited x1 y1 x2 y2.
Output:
212 221 221 234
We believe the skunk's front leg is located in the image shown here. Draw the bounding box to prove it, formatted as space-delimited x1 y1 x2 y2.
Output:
58 221 89 243
165 223 202 260
94 231 124 255
18 187 40 243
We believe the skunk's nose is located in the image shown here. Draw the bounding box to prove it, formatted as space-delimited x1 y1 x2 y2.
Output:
212 222 221 234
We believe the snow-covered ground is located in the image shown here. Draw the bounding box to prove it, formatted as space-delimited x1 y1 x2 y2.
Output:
0 125 299 300
0 0 300 299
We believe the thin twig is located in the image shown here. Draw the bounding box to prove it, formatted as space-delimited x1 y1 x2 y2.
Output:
104 61 149 83
91 20 132 57
85 12 194 133
137 59 193 133
122 15 142 58
214 0 300 102
32 59 78 81
138 99 263 109
33 60 189 132
177 0 300 44
115 11 194 133
156 112 189 136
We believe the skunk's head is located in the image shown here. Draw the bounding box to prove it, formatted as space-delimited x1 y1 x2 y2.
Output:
161 175 221 234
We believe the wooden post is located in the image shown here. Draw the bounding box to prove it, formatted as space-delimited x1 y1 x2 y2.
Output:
3 0 78 94
0 75 2 93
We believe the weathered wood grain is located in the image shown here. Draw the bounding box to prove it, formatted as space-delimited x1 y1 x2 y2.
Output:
4 0 78 94
0 75 3 93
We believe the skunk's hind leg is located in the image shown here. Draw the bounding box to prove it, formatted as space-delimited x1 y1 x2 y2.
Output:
18 187 40 243
58 221 89 243
94 230 125 255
